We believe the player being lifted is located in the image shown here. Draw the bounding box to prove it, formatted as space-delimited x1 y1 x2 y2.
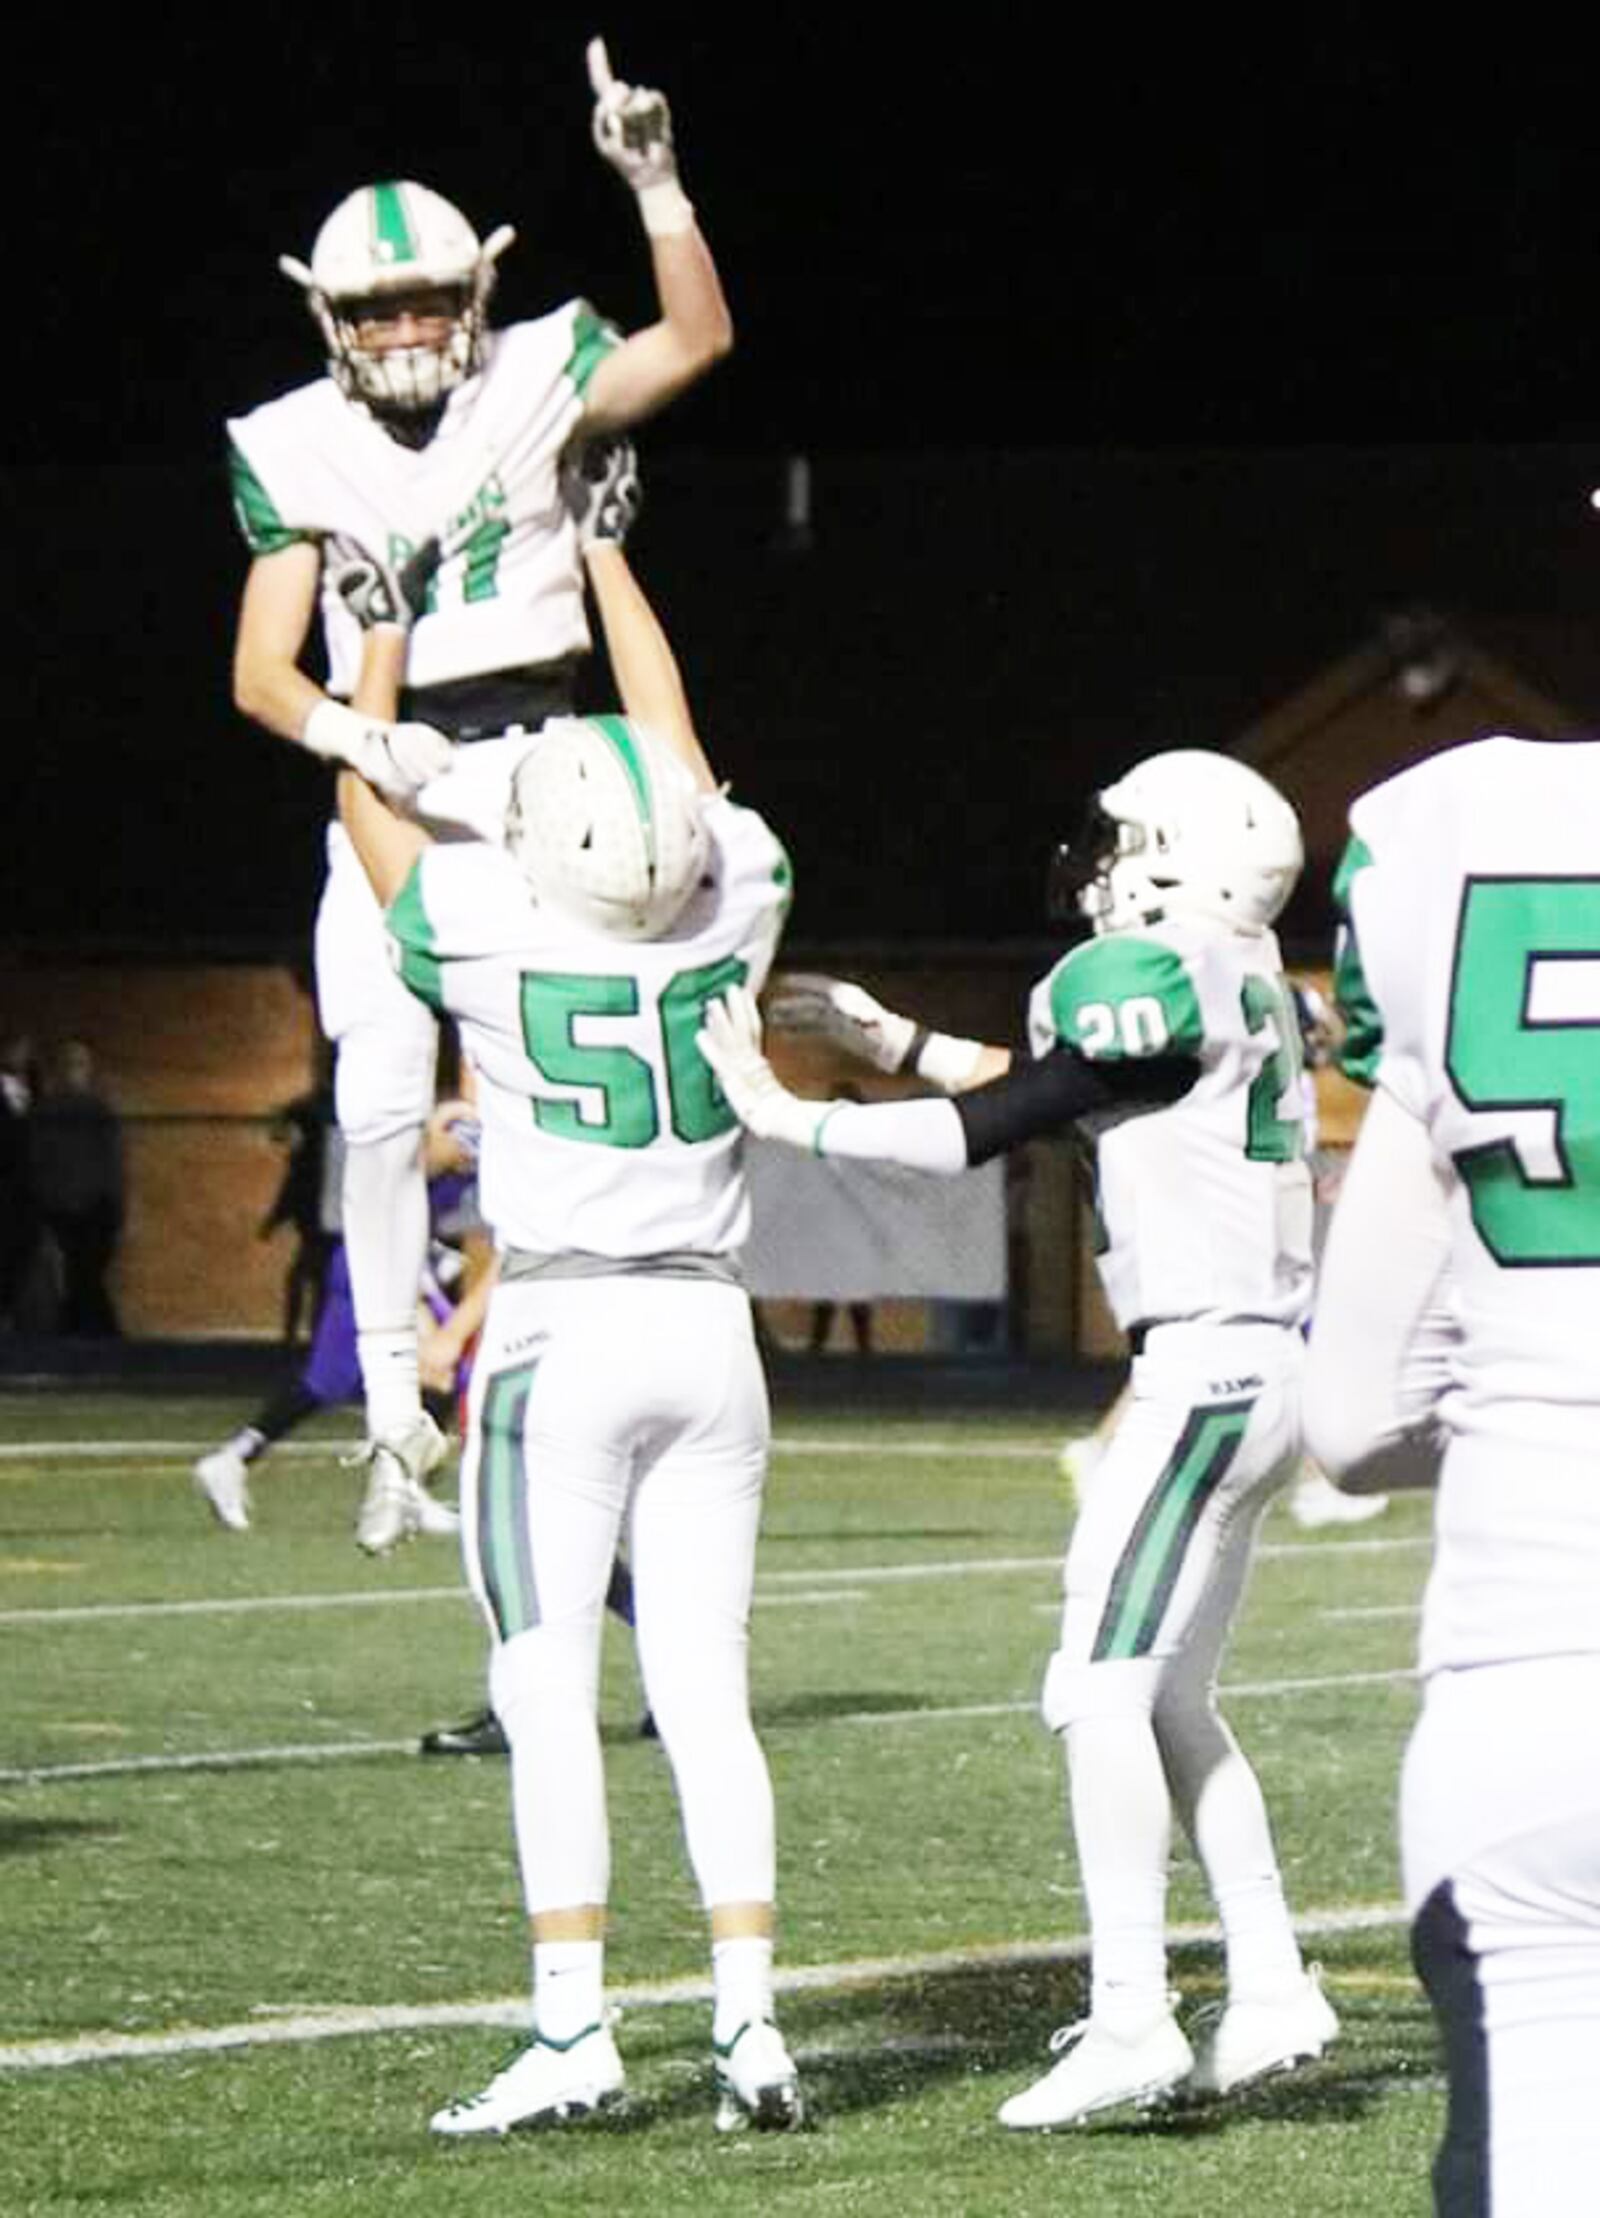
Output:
702 751 1337 2127
329 444 803 2137
225 39 732 1555
1306 735 1600 2216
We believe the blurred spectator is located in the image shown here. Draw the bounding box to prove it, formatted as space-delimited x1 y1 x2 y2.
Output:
0 1033 43 1330
31 1040 125 1338
260 1052 339 1347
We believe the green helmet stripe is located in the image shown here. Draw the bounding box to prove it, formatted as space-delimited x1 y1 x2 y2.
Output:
588 714 656 868
370 182 420 267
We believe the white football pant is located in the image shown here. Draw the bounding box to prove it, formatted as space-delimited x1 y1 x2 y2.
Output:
461 1273 776 1917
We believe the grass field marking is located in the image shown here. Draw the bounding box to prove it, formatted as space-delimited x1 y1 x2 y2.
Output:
0 1901 1409 2075
0 1663 1419 1788
0 1432 1069 1464
0 1535 1427 1628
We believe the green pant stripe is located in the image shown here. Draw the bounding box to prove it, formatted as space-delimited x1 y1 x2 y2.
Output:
478 1364 540 1641
1091 1400 1255 1662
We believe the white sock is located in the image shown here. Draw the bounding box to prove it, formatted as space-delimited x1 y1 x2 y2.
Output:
533 1939 604 2045
355 1329 422 1441
711 1935 775 2048
1213 1874 1306 2003
1067 1716 1173 2032
341 1129 428 1437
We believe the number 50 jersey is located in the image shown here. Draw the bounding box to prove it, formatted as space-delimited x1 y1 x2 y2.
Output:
1027 920 1314 1333
1335 734 1600 1453
387 792 792 1263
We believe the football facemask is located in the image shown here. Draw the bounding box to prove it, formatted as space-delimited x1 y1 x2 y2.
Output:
279 181 514 413
506 716 712 941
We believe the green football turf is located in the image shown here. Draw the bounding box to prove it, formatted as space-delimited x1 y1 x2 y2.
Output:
0 1379 1443 2215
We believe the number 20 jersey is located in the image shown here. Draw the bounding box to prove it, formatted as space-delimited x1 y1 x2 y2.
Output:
1336 734 1600 1457
387 794 792 1263
1027 921 1314 1333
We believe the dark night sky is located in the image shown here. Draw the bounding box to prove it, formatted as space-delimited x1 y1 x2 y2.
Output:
12 10 1600 950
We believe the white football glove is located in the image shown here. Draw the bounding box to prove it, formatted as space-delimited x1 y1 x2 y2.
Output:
697 986 833 1150
765 973 918 1076
301 698 456 805
560 434 643 548
588 37 678 189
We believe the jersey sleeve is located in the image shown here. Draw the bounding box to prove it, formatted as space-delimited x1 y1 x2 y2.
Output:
1035 934 1207 1064
706 797 795 992
564 300 624 399
226 431 316 558
385 845 531 1013
1331 834 1382 1088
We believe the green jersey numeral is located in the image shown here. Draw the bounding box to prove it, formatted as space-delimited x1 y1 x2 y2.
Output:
519 958 749 1148
1446 877 1600 1265
1241 976 1305 1164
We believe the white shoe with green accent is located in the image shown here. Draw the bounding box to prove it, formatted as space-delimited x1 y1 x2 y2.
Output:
194 1447 251 1533
1187 1967 1339 2095
429 2023 625 2135
713 2020 805 2132
352 1413 451 1555
997 2008 1193 2130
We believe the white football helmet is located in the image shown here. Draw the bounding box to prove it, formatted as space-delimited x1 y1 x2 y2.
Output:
506 716 711 940
1054 750 1303 937
279 181 514 413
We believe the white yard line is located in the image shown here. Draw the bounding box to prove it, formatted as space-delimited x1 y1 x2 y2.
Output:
0 1663 1418 1788
0 1902 1408 2074
0 1533 1428 1631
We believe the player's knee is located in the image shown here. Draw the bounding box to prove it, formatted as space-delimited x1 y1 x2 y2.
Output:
1041 1651 1160 1733
490 1627 593 1740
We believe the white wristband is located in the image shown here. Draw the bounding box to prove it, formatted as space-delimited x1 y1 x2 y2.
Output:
907 1028 986 1094
301 696 382 769
637 179 696 237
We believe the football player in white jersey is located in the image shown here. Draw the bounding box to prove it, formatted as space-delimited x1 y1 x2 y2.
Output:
225 40 734 1553
1304 735 1600 2217
329 449 802 2138
701 750 1338 2126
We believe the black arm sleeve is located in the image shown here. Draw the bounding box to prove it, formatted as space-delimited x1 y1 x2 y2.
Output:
952 1045 1201 1167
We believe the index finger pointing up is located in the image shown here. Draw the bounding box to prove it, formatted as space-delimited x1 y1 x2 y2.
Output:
587 37 615 97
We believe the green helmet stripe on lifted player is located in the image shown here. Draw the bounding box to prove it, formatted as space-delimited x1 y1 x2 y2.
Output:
369 182 421 270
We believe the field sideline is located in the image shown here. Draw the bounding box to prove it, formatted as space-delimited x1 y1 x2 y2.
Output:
1 1379 1444 2215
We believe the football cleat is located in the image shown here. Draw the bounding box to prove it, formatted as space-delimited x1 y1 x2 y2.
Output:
419 1707 508 1759
429 2024 625 2136
713 2019 805 2133
193 1447 252 1533
1287 1469 1390 1529
997 2007 1193 2130
1186 1966 1339 2096
352 1412 450 1556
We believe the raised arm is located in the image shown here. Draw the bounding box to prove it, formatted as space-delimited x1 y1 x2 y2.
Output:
560 436 717 793
578 39 733 431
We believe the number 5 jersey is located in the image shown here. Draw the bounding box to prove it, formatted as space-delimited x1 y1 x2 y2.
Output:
1334 733 1600 1464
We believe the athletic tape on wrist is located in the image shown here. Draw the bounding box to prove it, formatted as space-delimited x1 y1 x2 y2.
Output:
638 180 696 236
